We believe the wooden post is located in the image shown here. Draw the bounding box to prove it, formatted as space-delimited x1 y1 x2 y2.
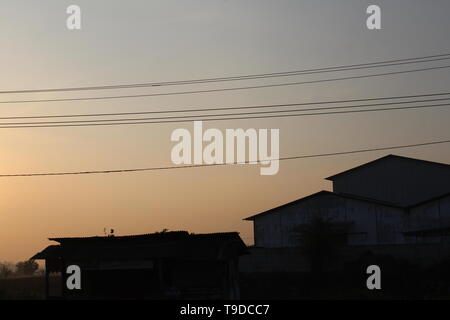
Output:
45 260 49 299
157 259 165 296
60 259 66 299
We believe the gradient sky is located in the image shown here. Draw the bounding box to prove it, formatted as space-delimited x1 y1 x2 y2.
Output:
0 0 450 262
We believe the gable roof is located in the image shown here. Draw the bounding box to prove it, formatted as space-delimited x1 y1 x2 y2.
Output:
243 190 402 221
325 154 450 181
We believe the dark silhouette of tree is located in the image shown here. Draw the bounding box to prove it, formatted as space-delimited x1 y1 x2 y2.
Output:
293 217 350 275
0 263 13 279
15 260 39 276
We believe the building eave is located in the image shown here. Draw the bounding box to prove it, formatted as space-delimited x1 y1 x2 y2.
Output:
243 190 403 221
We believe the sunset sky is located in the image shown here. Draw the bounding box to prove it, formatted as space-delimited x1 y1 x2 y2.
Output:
1 0 450 262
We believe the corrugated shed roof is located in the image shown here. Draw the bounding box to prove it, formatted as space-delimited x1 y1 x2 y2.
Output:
49 230 189 244
31 231 248 261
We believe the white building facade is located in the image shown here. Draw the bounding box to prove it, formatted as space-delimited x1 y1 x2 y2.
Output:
245 155 450 248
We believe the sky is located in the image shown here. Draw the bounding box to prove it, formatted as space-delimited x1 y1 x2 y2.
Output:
0 0 449 262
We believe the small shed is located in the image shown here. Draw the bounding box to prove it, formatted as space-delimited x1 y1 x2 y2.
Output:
31 231 248 299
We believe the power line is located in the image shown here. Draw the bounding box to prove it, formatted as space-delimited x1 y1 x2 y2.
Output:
1 65 450 105
0 101 449 126
0 139 448 177
2 53 450 94
0 101 447 129
0 92 449 120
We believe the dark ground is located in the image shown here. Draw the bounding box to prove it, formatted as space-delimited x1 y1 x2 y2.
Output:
2 256 450 299
241 254 450 299
0 276 45 299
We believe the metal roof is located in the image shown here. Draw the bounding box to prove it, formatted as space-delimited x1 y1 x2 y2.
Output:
31 231 248 261
325 154 450 181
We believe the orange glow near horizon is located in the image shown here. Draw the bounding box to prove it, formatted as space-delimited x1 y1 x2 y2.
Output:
1 0 450 262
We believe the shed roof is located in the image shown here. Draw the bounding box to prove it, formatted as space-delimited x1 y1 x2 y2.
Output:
49 230 189 244
31 231 248 261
